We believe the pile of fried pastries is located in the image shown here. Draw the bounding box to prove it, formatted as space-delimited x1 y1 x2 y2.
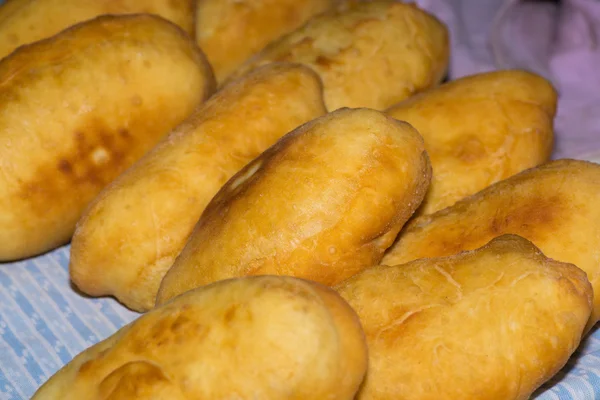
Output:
0 1 597 399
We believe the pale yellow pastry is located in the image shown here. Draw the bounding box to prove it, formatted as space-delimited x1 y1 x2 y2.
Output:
0 14 215 261
386 70 556 215
33 276 368 400
70 63 326 312
196 0 339 84
0 0 195 60
228 0 449 111
337 235 592 400
157 107 431 305
383 159 600 333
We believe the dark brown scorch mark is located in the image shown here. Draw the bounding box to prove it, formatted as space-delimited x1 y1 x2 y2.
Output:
18 117 136 218
415 193 568 260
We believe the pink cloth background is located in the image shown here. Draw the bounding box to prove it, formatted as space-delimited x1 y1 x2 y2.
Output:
417 0 600 159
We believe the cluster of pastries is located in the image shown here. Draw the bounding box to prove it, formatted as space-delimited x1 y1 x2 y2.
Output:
0 1 596 399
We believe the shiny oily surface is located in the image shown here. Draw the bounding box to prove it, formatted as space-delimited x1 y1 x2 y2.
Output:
70 63 326 312
337 235 592 400
0 0 195 60
386 69 556 215
382 159 600 333
0 14 215 261
157 107 431 305
33 276 368 400
228 0 449 111
196 0 339 84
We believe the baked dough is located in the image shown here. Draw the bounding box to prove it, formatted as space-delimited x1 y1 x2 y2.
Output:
157 107 431 305
383 159 600 333
70 63 326 312
228 0 449 111
386 70 555 215
337 235 592 400
0 0 196 60
33 276 368 400
195 0 339 83
0 14 214 261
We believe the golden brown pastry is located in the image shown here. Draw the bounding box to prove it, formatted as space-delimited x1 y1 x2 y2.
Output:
156 107 431 305
0 0 195 60
196 0 339 84
386 70 556 215
382 159 600 333
227 1 449 111
336 234 592 400
0 14 215 262
70 63 326 312
32 276 368 400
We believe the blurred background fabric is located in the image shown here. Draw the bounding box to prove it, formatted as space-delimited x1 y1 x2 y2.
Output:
419 0 600 159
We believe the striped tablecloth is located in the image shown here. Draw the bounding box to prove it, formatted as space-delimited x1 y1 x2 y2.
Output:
0 246 139 399
1 153 600 399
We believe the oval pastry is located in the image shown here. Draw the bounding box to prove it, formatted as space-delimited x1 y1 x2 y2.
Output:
157 107 431 305
337 235 592 400
0 14 215 261
33 276 368 400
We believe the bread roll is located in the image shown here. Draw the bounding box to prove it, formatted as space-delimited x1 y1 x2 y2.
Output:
337 235 592 400
386 70 556 215
196 0 339 84
383 159 600 333
33 276 368 400
228 1 449 111
157 107 431 305
70 63 326 311
0 0 195 60
0 14 214 261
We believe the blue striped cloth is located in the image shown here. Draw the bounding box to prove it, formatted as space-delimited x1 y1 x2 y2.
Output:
0 247 139 399
2 236 600 399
